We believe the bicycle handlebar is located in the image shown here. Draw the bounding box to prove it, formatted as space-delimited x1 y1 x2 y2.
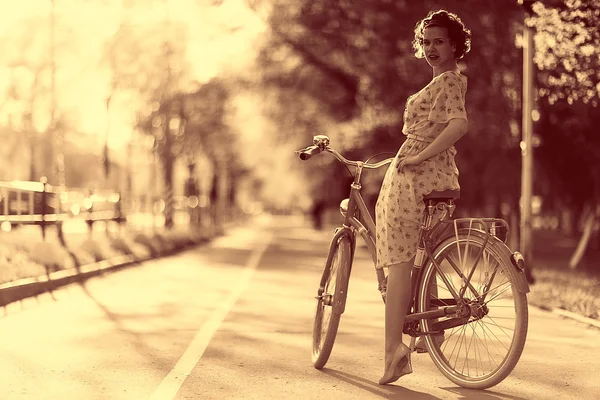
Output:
296 144 393 169
296 146 322 160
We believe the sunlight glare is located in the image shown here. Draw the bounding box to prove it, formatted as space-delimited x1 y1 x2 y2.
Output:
0 0 265 157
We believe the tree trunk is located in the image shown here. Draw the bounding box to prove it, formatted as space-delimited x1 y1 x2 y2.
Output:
569 204 600 269
216 160 230 233
162 118 175 229
163 157 174 229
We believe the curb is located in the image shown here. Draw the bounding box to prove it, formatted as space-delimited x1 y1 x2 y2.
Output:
0 254 145 308
548 307 600 329
0 220 245 309
531 302 600 330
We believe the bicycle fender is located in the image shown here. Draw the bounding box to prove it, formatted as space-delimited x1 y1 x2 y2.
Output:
327 227 352 258
474 231 530 294
492 237 531 294
329 227 355 315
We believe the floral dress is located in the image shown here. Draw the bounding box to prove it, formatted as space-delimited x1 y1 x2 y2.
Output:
375 71 468 268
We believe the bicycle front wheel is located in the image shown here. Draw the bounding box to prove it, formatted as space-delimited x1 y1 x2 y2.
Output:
417 230 528 389
312 234 352 369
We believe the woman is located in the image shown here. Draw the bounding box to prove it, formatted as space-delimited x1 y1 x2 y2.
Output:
375 9 472 385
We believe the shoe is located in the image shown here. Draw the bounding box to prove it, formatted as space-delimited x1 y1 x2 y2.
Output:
415 334 445 354
378 343 413 385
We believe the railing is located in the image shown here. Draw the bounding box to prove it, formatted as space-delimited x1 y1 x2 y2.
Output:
0 180 67 238
0 179 221 239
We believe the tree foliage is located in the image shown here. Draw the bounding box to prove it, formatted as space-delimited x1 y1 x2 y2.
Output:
179 79 235 161
530 0 600 226
254 0 599 233
256 0 526 214
530 0 599 106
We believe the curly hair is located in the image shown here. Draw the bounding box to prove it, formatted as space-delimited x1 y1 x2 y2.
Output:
412 10 472 60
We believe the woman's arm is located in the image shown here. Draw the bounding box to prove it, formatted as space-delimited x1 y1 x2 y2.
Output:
396 118 467 172
416 119 468 163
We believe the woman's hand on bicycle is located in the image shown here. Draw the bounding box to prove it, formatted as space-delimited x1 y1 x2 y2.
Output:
396 154 423 173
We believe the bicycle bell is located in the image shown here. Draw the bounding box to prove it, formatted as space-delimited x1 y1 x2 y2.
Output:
313 135 330 149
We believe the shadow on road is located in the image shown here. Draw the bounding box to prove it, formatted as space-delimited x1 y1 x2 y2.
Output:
320 368 531 400
77 280 178 371
439 386 530 400
321 368 442 399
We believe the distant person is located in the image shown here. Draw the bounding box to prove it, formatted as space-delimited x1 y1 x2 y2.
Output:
310 199 325 230
376 10 471 385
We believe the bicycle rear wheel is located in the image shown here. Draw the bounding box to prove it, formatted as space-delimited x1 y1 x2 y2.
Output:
417 230 528 389
312 234 352 369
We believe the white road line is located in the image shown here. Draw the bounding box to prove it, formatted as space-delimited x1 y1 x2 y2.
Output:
149 232 273 400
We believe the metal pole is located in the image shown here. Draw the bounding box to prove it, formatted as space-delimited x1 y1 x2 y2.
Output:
104 94 111 188
50 0 65 189
520 8 534 266
49 0 56 185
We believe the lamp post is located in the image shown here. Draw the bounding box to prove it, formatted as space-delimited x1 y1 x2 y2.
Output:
518 0 535 281
49 0 66 189
104 93 112 188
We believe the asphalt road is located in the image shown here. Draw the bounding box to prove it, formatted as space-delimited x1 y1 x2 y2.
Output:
1 215 599 400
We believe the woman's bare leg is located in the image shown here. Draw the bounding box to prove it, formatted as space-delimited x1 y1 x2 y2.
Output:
384 260 414 362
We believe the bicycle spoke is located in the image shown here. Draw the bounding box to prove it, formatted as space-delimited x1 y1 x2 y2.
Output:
482 281 512 305
444 252 481 300
470 323 489 376
434 254 462 300
443 326 462 346
482 314 515 336
473 321 494 377
485 305 518 308
420 233 527 387
478 318 511 352
452 323 469 372
463 323 478 376
476 318 500 372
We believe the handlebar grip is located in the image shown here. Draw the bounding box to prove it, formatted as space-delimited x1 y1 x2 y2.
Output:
297 146 322 160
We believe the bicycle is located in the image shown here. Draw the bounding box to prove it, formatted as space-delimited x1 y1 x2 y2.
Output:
296 135 530 389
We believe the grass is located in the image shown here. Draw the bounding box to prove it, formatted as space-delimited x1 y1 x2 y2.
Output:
525 228 600 320
527 268 600 319
0 242 49 284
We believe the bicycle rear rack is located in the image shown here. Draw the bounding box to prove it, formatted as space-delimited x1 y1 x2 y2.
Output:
433 217 511 244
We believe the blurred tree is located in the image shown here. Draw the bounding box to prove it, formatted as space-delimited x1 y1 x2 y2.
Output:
0 15 55 182
254 0 525 218
528 1 600 267
175 78 246 226
0 8 113 186
105 21 190 228
530 0 599 106
178 78 234 162
104 4 254 226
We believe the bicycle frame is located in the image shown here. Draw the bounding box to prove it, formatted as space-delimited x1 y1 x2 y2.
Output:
301 135 528 337
338 161 387 293
339 174 508 336
302 135 529 387
335 161 462 314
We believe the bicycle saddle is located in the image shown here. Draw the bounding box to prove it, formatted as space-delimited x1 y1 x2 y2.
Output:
424 190 460 200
